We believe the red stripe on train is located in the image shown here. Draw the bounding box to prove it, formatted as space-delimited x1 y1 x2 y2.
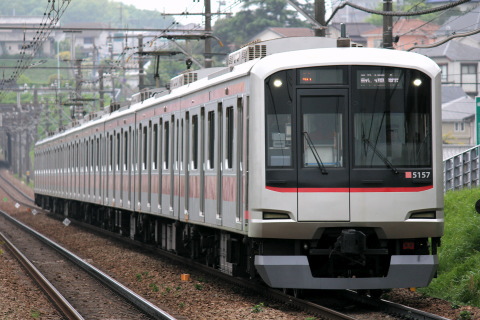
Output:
266 186 433 193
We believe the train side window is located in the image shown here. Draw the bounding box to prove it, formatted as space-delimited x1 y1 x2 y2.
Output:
74 143 78 173
265 70 294 168
124 131 128 171
86 140 89 172
117 132 121 171
180 119 184 171
109 134 113 172
226 106 234 169
143 125 148 170
164 121 169 170
153 123 158 170
192 115 198 170
176 119 180 170
207 111 215 169
96 138 100 172
91 138 94 172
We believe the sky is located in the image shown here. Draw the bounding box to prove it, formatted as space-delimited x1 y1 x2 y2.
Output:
113 0 232 25
113 0 334 26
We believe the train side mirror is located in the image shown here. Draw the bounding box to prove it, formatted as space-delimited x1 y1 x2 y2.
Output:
475 199 480 214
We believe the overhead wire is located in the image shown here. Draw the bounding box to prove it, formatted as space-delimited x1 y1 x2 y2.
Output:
0 0 72 99
398 5 480 50
326 0 472 24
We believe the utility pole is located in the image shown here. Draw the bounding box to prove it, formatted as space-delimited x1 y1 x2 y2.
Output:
204 0 212 68
138 35 145 91
383 0 393 49
99 67 105 110
314 0 326 37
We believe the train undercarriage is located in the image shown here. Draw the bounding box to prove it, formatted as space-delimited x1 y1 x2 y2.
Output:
36 194 440 291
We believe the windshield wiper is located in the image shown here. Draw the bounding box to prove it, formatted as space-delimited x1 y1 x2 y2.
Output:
303 132 328 175
362 137 399 174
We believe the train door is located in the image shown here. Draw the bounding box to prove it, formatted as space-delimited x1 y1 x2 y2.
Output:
137 124 142 210
203 102 218 225
161 116 174 217
122 128 130 209
151 119 160 214
296 89 350 221
198 108 206 223
173 116 182 219
220 97 243 230
127 126 133 210
182 113 190 220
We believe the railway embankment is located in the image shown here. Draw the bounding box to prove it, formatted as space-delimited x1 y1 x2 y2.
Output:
417 188 480 313
4 169 480 319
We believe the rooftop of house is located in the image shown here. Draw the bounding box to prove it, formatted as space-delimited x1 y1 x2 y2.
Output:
413 39 480 61
362 19 440 37
436 10 480 42
442 95 475 122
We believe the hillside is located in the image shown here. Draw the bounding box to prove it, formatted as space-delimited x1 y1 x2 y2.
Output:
0 0 174 29
420 187 480 307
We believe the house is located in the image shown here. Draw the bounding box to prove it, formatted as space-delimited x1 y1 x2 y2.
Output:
327 22 376 47
441 86 477 159
435 10 480 50
0 16 55 56
413 40 479 97
58 22 111 59
328 0 379 24
361 19 440 49
249 27 314 42
426 0 480 11
249 23 375 47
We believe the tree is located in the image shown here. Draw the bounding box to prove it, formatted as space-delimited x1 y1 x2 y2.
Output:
364 0 463 26
213 0 311 51
0 0 174 29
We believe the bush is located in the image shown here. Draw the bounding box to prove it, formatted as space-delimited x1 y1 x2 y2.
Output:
420 188 480 306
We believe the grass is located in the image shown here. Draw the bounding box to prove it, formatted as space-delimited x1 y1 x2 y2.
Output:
0 58 72 87
251 302 265 313
420 187 480 306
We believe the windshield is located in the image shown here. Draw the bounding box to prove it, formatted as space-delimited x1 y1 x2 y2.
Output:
352 67 432 168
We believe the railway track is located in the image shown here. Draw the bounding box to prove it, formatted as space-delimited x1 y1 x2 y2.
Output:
0 173 180 319
0 210 179 320
0 231 83 320
0 171 451 320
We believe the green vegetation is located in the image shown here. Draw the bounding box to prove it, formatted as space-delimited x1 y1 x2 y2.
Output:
364 0 462 26
458 310 473 320
0 59 72 87
135 271 151 282
0 0 174 29
251 302 265 313
149 283 159 292
30 310 41 318
420 188 480 307
213 0 311 51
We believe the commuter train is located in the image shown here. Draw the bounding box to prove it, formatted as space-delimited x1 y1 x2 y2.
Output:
34 36 444 292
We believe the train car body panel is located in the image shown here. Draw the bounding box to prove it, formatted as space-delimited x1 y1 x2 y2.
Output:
255 254 437 289
34 37 443 291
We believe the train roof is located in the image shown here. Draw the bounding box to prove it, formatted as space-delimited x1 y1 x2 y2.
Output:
36 36 440 148
250 46 441 80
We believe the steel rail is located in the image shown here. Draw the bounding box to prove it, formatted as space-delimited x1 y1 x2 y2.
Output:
0 210 178 320
343 290 451 320
0 232 84 320
0 171 449 320
69 218 357 320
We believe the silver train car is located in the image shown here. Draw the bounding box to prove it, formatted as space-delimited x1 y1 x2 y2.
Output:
34 37 444 291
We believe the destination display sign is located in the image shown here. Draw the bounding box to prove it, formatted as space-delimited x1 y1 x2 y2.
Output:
357 70 403 89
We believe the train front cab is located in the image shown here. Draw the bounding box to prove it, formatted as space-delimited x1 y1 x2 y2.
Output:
250 55 444 290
